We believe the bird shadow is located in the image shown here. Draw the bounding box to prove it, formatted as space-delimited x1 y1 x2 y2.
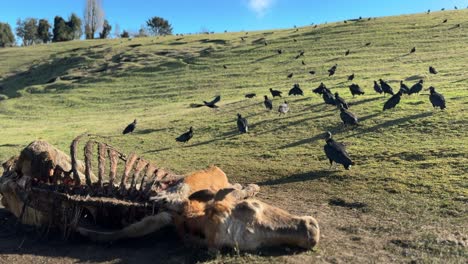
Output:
134 128 166 135
142 147 172 154
257 170 345 186
359 112 381 122
345 112 433 138
252 54 277 63
348 97 381 107
278 133 325 149
186 134 238 148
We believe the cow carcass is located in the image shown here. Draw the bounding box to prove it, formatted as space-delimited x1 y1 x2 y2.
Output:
0 134 319 251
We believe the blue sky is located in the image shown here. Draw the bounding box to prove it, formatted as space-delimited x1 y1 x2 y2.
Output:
0 0 466 36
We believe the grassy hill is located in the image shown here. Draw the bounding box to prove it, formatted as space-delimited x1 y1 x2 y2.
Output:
0 9 467 263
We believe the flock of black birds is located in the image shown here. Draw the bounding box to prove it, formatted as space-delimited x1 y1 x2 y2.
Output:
120 9 454 171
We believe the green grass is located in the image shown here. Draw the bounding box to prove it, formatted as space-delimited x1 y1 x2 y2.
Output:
1 10 467 263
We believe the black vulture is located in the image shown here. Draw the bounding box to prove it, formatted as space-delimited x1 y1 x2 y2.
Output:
410 47 416 53
379 79 394 96
277 49 283 54
278 101 289 115
176 127 193 143
365 42 371 46
349 84 365 97
383 90 403 111
348 73 355 81
295 51 304 59
289 84 304 96
122 119 137 134
373 80 383 94
293 39 297 42
429 66 438 74
204 95 221 108
334 92 349 109
309 70 316 75
264 95 273 110
270 88 282 97
441 8 445 11
264 41 268 46
400 81 410 94
443 19 448 23
345 49 350 56
223 65 227 69
427 9 430 14
328 64 338 76
428 86 446 110
408 80 424 95
340 105 358 126
191 95 221 108
313 82 328 95
323 90 336 105
323 131 354 170
455 6 458 9
287 73 294 78
241 37 245 41
302 60 306 65
245 93 256 98
237 114 248 134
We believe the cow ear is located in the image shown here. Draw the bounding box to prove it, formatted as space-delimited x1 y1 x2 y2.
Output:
189 189 215 202
214 188 236 201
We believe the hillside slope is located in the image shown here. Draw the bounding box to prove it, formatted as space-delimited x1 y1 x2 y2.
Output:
0 10 467 263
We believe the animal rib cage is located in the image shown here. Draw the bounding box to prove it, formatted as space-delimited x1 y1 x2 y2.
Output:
3 134 183 235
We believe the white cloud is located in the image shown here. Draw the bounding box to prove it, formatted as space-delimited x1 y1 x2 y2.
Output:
248 0 274 17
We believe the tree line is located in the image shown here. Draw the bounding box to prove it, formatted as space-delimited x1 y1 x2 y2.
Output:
0 0 173 48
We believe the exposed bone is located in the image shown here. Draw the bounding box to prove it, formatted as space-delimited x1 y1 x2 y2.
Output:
140 164 157 191
70 134 88 186
144 170 159 195
130 159 148 190
108 148 119 191
84 141 94 186
120 153 138 194
97 143 106 187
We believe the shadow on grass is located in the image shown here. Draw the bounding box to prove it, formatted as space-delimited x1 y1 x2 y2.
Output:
257 170 344 186
134 128 167 135
345 112 433 138
278 133 325 149
348 97 381 107
0 56 87 97
143 147 172 154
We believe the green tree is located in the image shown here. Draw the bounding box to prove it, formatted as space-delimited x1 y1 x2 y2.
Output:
52 16 72 42
68 13 82 39
146 16 173 36
120 30 130 38
99 19 112 39
37 19 52 43
0 22 15 47
16 18 39 46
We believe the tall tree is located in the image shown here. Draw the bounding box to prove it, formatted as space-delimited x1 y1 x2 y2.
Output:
0 22 15 47
68 13 82 39
84 0 104 39
146 16 173 36
136 26 148 37
16 18 39 46
37 19 52 43
53 16 71 42
99 19 112 39
113 23 120 38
